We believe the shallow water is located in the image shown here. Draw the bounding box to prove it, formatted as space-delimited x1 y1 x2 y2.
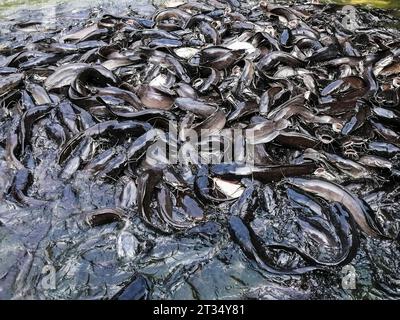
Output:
331 0 400 9
1 0 400 301
1 0 400 12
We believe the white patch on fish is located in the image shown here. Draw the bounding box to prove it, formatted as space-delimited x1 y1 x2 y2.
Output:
174 47 200 59
157 0 187 8
213 178 245 199
226 41 257 55
149 74 169 88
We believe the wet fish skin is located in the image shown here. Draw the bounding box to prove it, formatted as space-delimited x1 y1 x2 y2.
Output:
198 21 221 45
45 63 90 90
174 97 218 118
5 132 24 170
116 176 137 209
0 73 24 97
19 105 53 156
257 51 306 71
85 208 124 227
84 148 116 172
286 178 387 239
137 85 175 110
59 120 152 164
137 169 163 226
228 216 319 274
211 163 317 183
9 169 46 207
45 122 67 146
25 82 52 105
